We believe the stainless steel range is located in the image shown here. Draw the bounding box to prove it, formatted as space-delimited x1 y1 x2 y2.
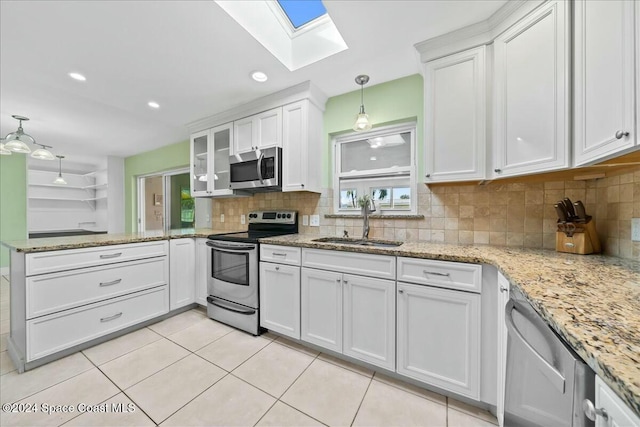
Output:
206 211 297 335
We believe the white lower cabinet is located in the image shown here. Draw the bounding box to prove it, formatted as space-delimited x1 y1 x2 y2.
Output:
595 376 640 427
301 268 343 353
397 281 481 399
169 238 196 310
496 273 510 426
260 262 301 339
195 238 208 306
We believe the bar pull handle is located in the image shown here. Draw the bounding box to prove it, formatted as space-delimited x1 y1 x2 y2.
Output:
100 252 122 259
99 279 122 287
423 270 450 277
583 399 608 422
100 312 123 323
272 253 288 257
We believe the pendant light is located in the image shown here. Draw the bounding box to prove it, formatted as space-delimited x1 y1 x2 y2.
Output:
4 115 35 153
31 143 55 160
353 75 372 132
53 155 67 185
0 139 11 156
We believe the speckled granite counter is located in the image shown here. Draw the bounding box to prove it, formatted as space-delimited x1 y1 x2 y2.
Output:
1 228 237 253
260 234 640 417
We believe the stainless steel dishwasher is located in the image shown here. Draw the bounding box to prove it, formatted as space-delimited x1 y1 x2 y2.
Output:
504 286 595 427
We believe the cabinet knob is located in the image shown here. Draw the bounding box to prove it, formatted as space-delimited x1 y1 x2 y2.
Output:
343 280 348 285
615 130 629 139
275 266 280 271
336 279 341 283
582 399 608 422
398 289 404 294
425 174 431 178
494 169 502 173
500 286 508 293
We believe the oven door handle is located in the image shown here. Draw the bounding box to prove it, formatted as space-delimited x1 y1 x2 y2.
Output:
207 296 256 315
206 241 256 251
256 152 264 184
505 299 566 393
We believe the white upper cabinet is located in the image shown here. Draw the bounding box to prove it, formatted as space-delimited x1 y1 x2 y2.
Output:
190 123 235 197
282 100 323 193
493 0 570 177
234 107 282 154
574 0 637 166
424 46 486 182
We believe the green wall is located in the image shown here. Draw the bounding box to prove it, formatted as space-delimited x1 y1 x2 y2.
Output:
124 140 190 232
323 74 424 186
0 154 27 268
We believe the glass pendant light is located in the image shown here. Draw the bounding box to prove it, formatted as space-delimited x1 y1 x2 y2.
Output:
53 155 67 185
5 115 35 153
353 75 372 132
31 144 55 160
0 139 11 156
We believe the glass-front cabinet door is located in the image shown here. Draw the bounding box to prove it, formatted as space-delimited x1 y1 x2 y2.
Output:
190 123 234 197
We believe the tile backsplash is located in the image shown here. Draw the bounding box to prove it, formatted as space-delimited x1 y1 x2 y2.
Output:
211 168 640 260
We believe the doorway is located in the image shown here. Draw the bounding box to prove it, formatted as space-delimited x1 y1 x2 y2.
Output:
138 169 195 232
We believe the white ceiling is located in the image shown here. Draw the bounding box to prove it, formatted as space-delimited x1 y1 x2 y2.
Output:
0 0 506 161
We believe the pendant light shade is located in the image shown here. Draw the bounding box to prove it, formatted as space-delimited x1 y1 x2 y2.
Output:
31 144 55 160
0 140 11 156
53 155 67 185
5 115 35 153
353 75 372 132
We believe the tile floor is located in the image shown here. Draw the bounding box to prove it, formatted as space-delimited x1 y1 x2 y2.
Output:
0 276 498 426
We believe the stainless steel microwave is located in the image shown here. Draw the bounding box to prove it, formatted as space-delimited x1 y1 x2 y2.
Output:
229 147 282 192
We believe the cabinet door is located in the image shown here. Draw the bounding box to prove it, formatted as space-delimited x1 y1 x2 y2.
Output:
256 107 282 149
496 273 510 427
195 238 208 306
425 46 486 182
190 130 210 197
282 101 308 191
210 123 234 195
234 116 254 154
169 238 195 310
260 262 301 339
343 274 395 370
301 267 342 352
397 282 481 399
493 0 570 177
574 0 636 165
595 376 640 427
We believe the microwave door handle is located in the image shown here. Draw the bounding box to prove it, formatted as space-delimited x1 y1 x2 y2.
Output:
505 299 566 393
257 152 264 184
206 241 256 251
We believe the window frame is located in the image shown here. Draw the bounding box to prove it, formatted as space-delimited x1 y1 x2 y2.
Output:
333 122 417 215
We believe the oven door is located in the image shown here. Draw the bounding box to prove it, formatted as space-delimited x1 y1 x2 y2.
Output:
229 147 281 190
206 240 258 308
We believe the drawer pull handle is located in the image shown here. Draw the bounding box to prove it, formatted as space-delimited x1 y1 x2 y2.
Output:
99 279 122 287
275 266 280 271
272 253 288 257
100 312 123 322
423 270 450 277
100 252 122 259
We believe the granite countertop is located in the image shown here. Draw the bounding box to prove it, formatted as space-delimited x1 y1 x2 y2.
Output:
1 228 237 253
260 234 640 417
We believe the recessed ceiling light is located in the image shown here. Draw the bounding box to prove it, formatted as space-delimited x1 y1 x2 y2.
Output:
68 72 86 81
148 101 160 109
251 71 268 82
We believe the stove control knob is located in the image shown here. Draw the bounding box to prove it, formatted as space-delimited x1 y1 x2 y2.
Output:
277 214 281 218
287 214 292 219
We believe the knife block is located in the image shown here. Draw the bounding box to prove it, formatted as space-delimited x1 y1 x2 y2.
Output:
555 220 601 255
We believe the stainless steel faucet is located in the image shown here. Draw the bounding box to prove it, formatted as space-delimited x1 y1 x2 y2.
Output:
362 198 376 240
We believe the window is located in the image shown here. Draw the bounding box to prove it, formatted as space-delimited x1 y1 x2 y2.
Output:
334 123 416 214
276 0 327 29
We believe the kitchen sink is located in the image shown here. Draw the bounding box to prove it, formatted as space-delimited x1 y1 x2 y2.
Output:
312 237 403 248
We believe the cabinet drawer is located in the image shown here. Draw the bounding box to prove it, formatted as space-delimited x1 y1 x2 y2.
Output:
397 257 482 293
302 249 395 280
26 286 169 361
26 241 168 276
260 245 301 265
26 257 168 319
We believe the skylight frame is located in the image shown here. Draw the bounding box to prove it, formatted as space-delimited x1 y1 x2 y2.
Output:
276 0 328 30
267 1 330 38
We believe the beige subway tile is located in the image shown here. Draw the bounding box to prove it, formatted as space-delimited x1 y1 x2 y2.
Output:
506 232 524 247
418 218 432 229
619 183 634 202
458 231 474 244
606 220 619 238
431 230 445 242
525 182 544 190
543 218 558 233
432 205 445 217
418 229 430 241
524 233 543 248
607 203 619 220
444 230 458 243
543 233 556 250
605 237 620 256
431 186 447 194
525 190 544 205
596 203 608 220
489 232 506 246
473 193 491 205
544 189 565 205
474 206 491 218
459 205 474 218
443 193 459 206
395 228 407 241
459 193 474 205
458 185 476 193
506 216 524 233
564 180 586 189
618 171 633 184
474 217 490 231
432 217 445 229
490 218 506 232
544 181 565 190
432 194 445 206
606 176 621 186
619 202 633 220
445 218 459 230
619 220 631 240
489 205 508 218
565 189 586 203
444 205 459 218
525 204 544 219
473 231 490 244
585 189 597 205
507 192 525 205
458 218 474 231
394 220 407 229
524 217 543 233
608 185 622 203
619 240 632 259
492 192 509 205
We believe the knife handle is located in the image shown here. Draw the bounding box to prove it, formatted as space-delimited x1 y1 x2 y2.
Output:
563 198 576 218
554 203 568 222
573 201 592 223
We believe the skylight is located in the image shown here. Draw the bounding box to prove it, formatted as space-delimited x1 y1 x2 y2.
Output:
277 0 327 29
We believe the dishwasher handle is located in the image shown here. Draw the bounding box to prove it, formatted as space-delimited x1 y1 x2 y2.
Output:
505 299 566 393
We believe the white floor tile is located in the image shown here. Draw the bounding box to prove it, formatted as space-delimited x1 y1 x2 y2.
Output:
0 368 118 427
148 310 206 337
161 374 275 426
167 317 234 352
1 350 16 375
353 379 447 426
82 327 162 366
233 341 315 397
196 330 271 371
448 408 498 427
281 359 371 426
448 398 498 425
256 401 324 427
100 338 189 389
64 392 155 426
0 352 93 404
126 354 226 424
274 337 321 357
